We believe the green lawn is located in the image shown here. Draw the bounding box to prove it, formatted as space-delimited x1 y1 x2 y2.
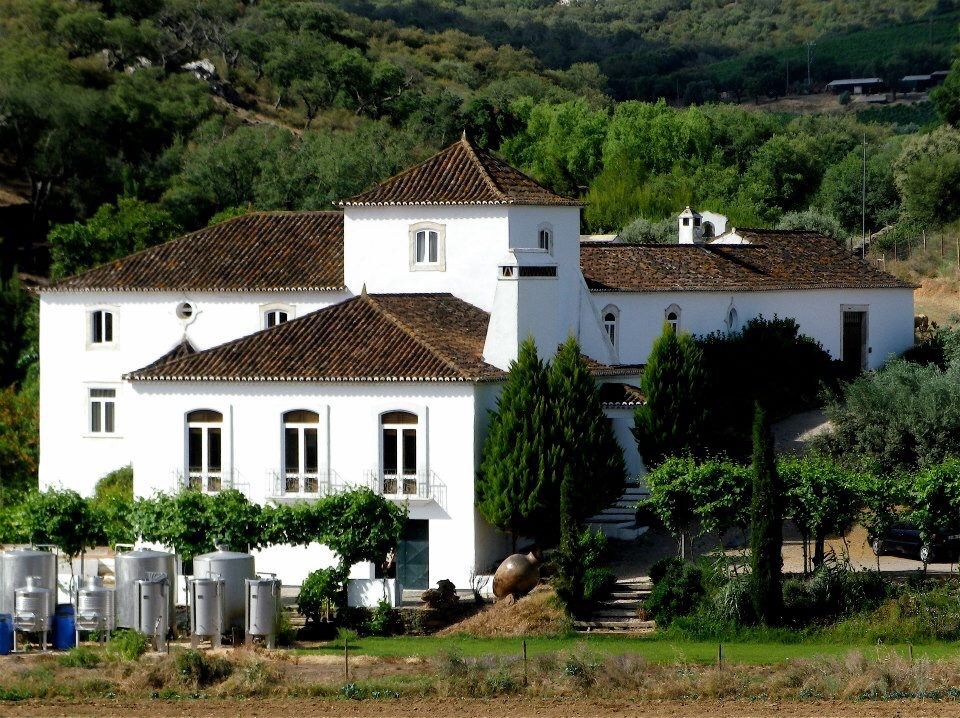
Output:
295 635 960 664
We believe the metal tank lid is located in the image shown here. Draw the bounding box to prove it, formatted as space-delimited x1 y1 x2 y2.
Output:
194 544 253 561
115 546 174 558
2 546 56 557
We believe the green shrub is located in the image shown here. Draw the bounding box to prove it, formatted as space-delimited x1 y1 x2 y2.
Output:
582 566 616 603
59 645 102 669
365 598 401 637
105 629 149 661
174 649 233 688
820 360 960 471
94 466 133 503
334 627 359 648
297 567 344 624
838 91 851 105
712 573 754 625
649 556 683 585
644 560 705 625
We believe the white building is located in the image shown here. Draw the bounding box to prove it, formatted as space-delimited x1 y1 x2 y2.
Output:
38 137 915 589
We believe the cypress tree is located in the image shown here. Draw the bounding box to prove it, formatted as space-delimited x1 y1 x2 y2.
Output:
633 324 707 467
553 463 583 608
477 338 551 549
544 336 626 541
748 402 783 625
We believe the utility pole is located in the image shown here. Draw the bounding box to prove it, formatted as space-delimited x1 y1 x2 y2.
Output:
806 42 816 86
861 133 867 259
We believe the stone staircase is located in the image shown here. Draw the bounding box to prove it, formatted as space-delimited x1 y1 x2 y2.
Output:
574 578 655 633
585 478 649 540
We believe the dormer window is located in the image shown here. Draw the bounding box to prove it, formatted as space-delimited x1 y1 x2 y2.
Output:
266 309 288 328
409 222 446 271
90 310 114 345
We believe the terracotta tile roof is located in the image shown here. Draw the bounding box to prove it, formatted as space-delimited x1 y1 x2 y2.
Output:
138 339 197 373
341 134 579 207
127 293 506 382
599 382 645 408
581 230 915 292
46 212 345 293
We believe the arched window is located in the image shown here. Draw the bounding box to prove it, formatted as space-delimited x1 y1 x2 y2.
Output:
725 305 739 333
186 410 223 492
409 222 445 270
665 304 681 333
702 221 715 239
283 410 319 494
380 411 418 496
537 223 553 254
602 304 619 348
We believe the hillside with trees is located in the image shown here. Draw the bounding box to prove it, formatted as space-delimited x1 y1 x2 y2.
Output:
4 0 960 497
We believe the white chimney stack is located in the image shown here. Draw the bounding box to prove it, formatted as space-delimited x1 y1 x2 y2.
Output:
482 249 560 370
678 206 703 244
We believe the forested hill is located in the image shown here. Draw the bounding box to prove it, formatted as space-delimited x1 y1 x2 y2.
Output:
327 0 958 99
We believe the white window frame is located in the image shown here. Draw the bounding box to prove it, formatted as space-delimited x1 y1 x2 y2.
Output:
86 385 118 437
186 409 224 493
602 304 620 349
262 303 294 330
537 222 554 255
87 308 117 348
379 410 419 496
408 222 446 271
665 303 682 332
282 410 320 494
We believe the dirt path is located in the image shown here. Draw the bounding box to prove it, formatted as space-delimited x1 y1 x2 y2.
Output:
2 697 955 717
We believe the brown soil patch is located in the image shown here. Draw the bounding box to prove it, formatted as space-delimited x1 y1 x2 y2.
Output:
437 585 571 637
4 697 960 717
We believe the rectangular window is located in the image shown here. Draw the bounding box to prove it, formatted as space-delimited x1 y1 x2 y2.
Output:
304 428 318 474
91 310 114 344
88 388 116 433
284 427 299 474
402 429 417 474
383 428 398 474
188 427 203 472
207 428 222 472
415 230 439 265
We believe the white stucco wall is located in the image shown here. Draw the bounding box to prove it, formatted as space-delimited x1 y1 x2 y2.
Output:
38 290 350 495
600 288 915 369
126 380 485 588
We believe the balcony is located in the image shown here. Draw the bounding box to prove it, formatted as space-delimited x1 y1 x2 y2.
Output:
173 468 237 494
365 470 446 509
266 470 347 502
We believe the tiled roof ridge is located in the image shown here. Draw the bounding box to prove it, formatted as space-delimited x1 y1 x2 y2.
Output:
364 292 475 379
49 210 343 291
338 143 461 206
458 134 510 204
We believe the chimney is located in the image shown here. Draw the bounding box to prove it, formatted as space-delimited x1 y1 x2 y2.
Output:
482 249 560 370
678 206 703 244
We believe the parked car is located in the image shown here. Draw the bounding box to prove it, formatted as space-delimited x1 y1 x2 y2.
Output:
869 522 960 563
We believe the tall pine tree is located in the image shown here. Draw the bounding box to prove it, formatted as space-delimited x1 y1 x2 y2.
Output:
544 336 626 540
749 402 783 625
633 324 707 467
477 338 551 549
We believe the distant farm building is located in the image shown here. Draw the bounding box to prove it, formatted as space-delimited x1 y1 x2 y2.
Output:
826 77 884 95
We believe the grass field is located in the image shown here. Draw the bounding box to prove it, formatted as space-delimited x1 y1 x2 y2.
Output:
297 634 960 664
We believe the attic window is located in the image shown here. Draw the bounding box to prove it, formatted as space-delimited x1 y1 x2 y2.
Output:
176 302 194 320
682 218 690 226
537 224 554 254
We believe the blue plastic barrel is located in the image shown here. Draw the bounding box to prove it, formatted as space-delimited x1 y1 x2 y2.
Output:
52 604 75 650
0 614 12 655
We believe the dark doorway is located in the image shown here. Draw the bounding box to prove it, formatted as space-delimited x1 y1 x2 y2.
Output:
842 310 867 373
398 520 429 590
